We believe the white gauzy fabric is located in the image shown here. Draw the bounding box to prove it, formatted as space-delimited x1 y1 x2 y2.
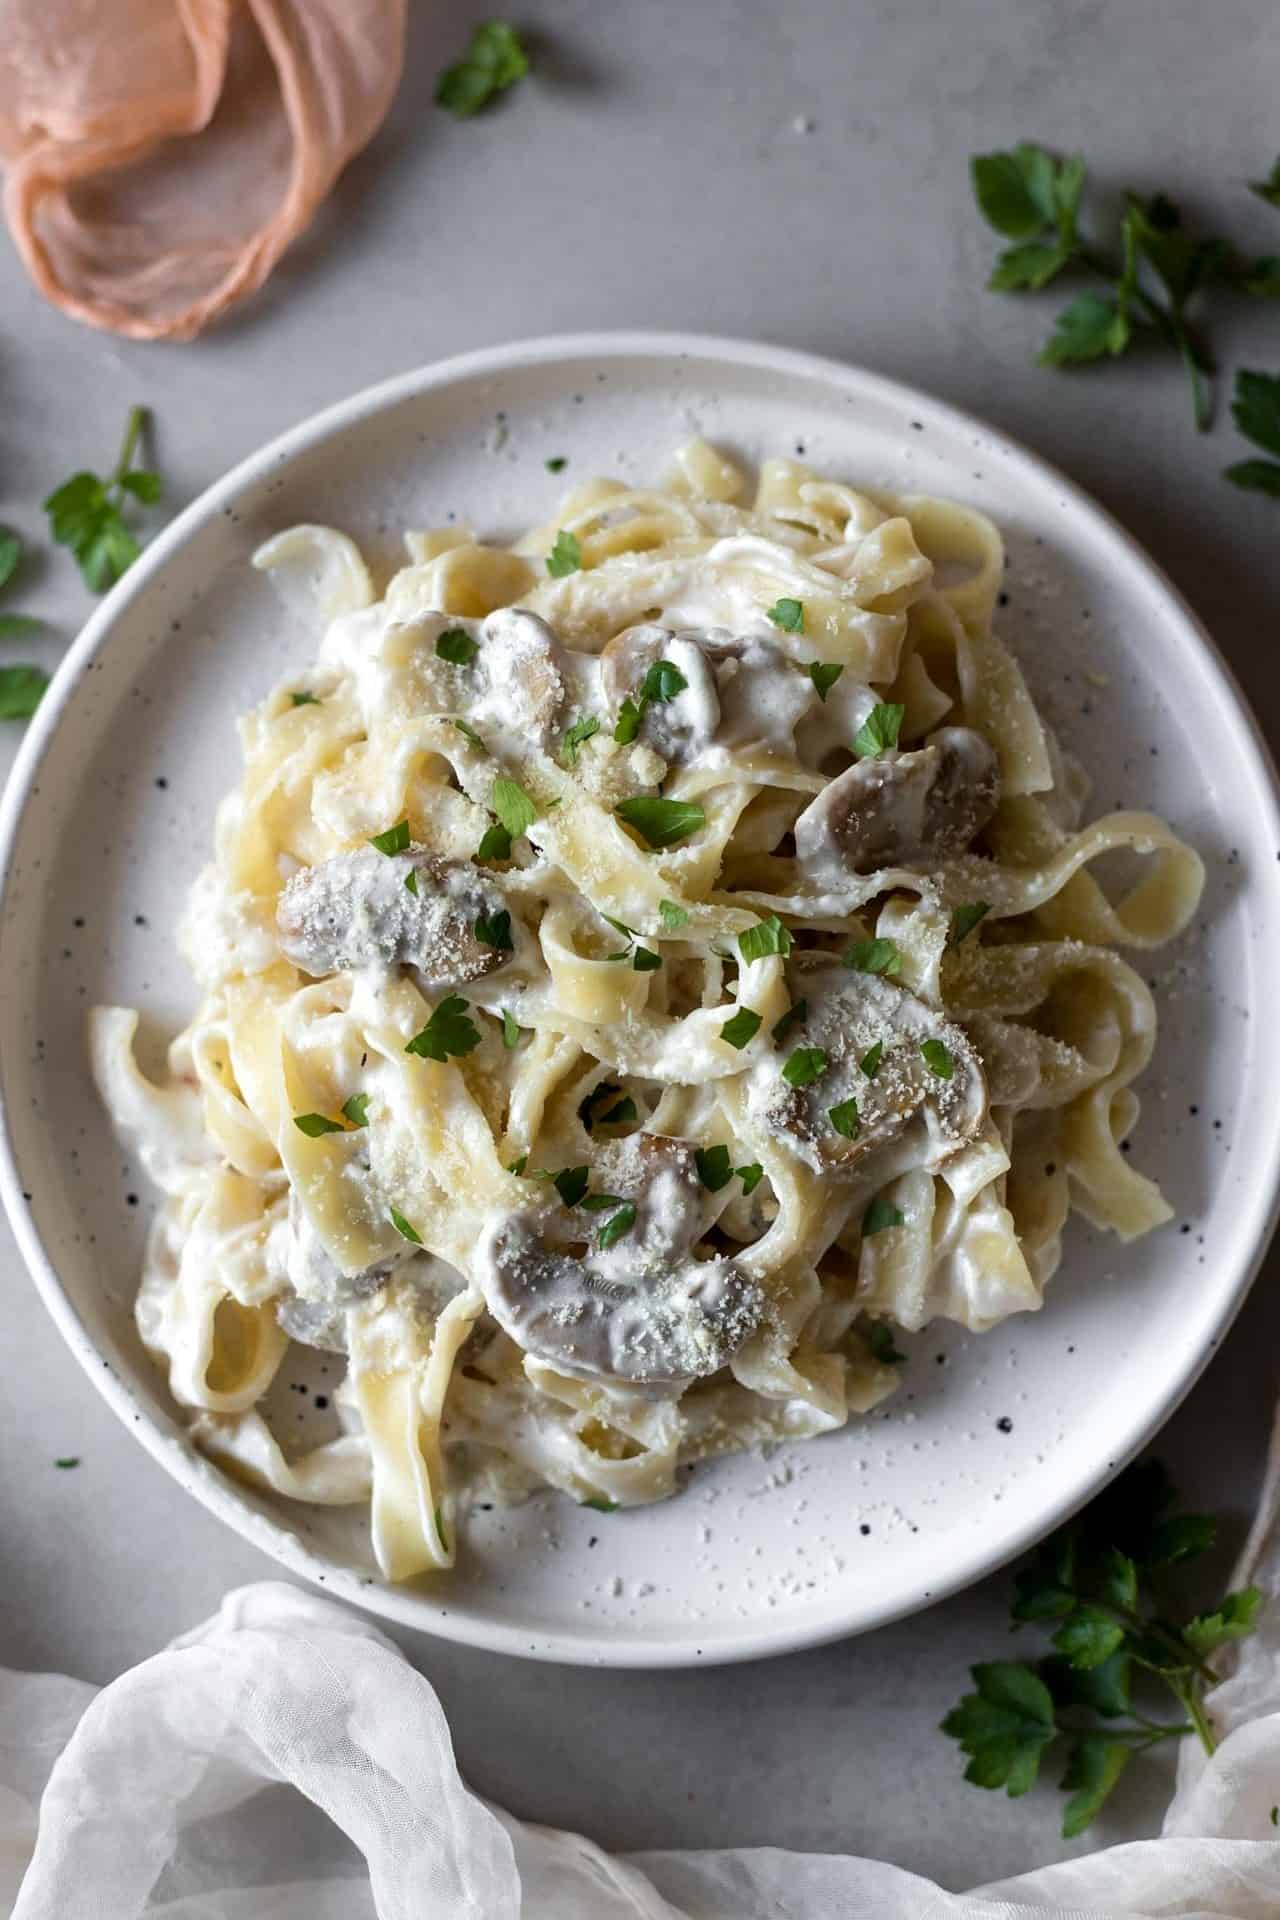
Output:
6 1416 1280 1918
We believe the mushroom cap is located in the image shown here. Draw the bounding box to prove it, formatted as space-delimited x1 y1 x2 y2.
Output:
474 1134 767 1384
469 607 567 746
277 845 510 992
793 725 1000 879
745 959 987 1179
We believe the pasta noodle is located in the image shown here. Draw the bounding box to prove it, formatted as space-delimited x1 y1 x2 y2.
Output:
90 443 1204 1581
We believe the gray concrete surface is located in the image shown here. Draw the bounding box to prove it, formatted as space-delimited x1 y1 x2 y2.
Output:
1 0 1278 1890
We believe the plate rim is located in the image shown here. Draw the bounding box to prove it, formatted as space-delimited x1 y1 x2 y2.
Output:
3 327 1278 1667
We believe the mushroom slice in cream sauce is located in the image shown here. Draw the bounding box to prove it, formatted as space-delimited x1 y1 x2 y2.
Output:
277 845 514 994
794 726 999 881
746 960 987 1179
474 1135 767 1385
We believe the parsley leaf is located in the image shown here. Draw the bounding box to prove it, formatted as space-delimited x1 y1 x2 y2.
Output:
600 1097 637 1126
55 1456 80 1469
844 936 902 976
582 1494 620 1512
852 702 905 758
597 1201 637 1248
546 529 582 577
1060 1737 1131 1839
389 1206 423 1244
941 1661 1056 1797
631 944 661 972
44 406 161 591
971 145 1071 238
866 1321 906 1365
0 667 48 719
782 1045 827 1088
545 455 568 473
719 1006 762 1049
290 690 321 707
737 1161 764 1194
0 615 43 639
501 1008 521 1049
553 1166 589 1208
436 628 479 666
863 1194 905 1236
695 1144 734 1192
1250 157 1280 208
808 661 844 700
0 528 21 592
613 697 644 744
828 1097 860 1138
659 898 690 929
920 1038 955 1079
1225 369 1280 494
561 713 600 766
476 821 513 863
767 597 805 633
951 901 991 944
860 1040 884 1079
615 796 705 849
738 915 792 963
435 21 529 118
404 869 419 896
474 908 513 951
1039 292 1130 366
639 659 688 703
405 995 482 1062
452 718 485 749
771 997 807 1043
490 776 537 839
369 819 410 856
293 1112 346 1137
342 1093 370 1127
1184 1587 1264 1657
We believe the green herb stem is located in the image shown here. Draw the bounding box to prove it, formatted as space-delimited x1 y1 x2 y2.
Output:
114 406 147 488
1175 1682 1218 1757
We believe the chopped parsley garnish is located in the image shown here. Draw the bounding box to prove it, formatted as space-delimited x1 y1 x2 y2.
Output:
474 908 513 951
582 1494 620 1512
435 20 529 117
615 796 705 849
389 1206 423 1244
659 898 690 928
866 1322 907 1365
582 1190 626 1212
0 667 49 719
293 1112 346 1137
767 597 805 633
808 661 844 700
501 1008 521 1049
638 658 688 703
771 998 807 1043
782 1045 828 1088
951 901 991 944
404 868 419 896
719 1006 762 1049
553 1165 590 1208
632 944 662 972
613 697 643 744
405 995 482 1062
863 1194 906 1236
844 936 902 976
369 819 411 856
476 821 513 863
546 529 582 577
695 1144 734 1191
44 405 162 591
860 1040 884 1080
737 1161 764 1194
436 627 479 666
852 701 905 758
434 1504 449 1552
55 1456 81 1469
341 1093 370 1128
507 1154 529 1175
490 776 537 839
597 1201 637 1248
921 1038 955 1079
561 713 600 766
738 914 792 963
602 913 634 937
452 718 484 748
579 1080 623 1130
828 1097 861 1138
290 691 321 707
545 455 568 473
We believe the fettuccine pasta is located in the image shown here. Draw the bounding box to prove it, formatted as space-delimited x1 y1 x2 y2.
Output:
90 442 1203 1581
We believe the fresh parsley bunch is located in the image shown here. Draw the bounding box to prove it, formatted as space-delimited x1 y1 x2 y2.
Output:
942 1461 1261 1837
44 406 162 592
970 144 1280 430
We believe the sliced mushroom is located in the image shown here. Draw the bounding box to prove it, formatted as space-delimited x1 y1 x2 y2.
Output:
274 1190 409 1353
467 607 567 748
793 725 1000 879
703 632 816 756
277 844 512 992
473 1135 766 1384
599 625 721 764
744 959 986 1179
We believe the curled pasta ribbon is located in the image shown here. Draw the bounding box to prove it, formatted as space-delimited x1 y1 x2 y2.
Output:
193 1411 373 1506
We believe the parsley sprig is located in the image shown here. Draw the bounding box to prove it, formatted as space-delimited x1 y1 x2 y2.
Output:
942 1461 1262 1837
44 406 162 590
970 145 1280 431
435 21 529 118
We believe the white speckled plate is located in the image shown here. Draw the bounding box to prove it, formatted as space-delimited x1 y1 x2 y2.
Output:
2 333 1278 1667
